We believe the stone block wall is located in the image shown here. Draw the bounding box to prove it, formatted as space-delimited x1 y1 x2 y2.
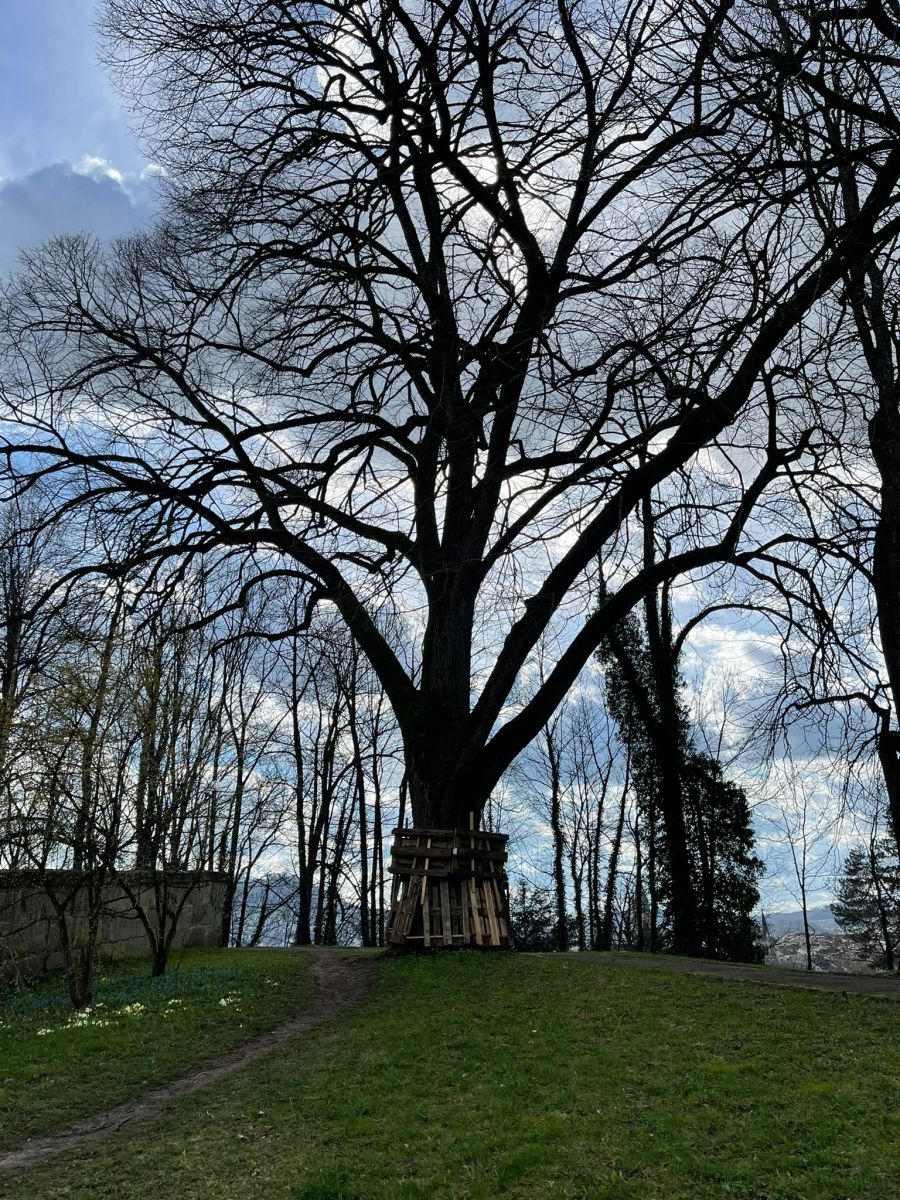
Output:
0 870 227 982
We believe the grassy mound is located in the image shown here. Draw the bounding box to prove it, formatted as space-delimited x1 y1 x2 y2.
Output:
5 951 900 1198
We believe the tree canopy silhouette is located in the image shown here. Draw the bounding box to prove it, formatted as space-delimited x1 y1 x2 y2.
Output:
3 1 900 832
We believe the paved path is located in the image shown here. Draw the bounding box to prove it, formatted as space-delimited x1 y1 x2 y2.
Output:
556 951 900 998
0 950 377 1176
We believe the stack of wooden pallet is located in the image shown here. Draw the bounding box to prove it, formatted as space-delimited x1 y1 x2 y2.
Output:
386 826 512 949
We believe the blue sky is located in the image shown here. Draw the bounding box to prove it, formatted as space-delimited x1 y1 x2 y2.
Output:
0 0 151 273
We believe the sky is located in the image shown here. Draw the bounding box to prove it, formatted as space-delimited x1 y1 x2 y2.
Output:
0 0 153 274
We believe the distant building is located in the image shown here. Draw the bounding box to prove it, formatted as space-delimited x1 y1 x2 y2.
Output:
764 930 874 974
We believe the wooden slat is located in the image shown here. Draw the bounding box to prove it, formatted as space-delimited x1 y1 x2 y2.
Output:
390 887 407 942
460 879 470 943
482 879 501 946
415 846 507 863
405 848 500 868
440 880 453 946
399 875 421 940
467 874 483 945
394 827 507 847
394 844 454 859
387 861 452 878
468 833 480 944
492 877 509 942
386 891 408 943
420 836 432 904
448 882 463 942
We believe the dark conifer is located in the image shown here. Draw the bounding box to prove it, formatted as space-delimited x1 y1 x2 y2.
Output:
599 610 764 961
832 839 900 971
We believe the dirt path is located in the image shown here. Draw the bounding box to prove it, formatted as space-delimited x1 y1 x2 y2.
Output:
0 950 377 1176
561 951 900 997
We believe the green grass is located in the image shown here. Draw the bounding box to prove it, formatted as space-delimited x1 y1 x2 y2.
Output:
0 946 310 1149
6 951 900 1198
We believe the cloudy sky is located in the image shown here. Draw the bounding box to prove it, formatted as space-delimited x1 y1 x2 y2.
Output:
0 0 153 274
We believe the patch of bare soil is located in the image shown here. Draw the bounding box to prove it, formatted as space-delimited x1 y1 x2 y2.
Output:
0 950 377 1176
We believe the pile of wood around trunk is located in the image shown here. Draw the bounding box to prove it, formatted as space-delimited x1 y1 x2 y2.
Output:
386 827 512 949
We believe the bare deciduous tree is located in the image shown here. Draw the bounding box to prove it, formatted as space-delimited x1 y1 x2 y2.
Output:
2 2 895 863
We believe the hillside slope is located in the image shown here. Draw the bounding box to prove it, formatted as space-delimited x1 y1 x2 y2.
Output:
6 950 900 1199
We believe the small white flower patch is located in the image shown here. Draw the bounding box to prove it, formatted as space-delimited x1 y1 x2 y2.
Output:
117 1002 147 1018
35 1013 112 1035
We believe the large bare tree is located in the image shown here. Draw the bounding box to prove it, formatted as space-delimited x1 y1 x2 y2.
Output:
2 0 900 919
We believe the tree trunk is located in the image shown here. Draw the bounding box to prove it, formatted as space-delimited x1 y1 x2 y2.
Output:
851 277 900 861
801 893 813 971
249 879 271 947
405 590 483 829
403 719 482 829
570 850 586 951
54 886 100 1010
877 725 900 865
647 797 659 952
370 757 385 946
151 940 169 977
291 633 313 946
869 839 896 972
634 824 644 950
548 732 569 951
74 591 123 871
601 774 628 951
694 801 717 958
586 817 600 948
65 949 95 1010
348 703 371 945
643 583 700 957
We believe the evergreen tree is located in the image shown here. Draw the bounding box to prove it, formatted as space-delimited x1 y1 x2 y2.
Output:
832 839 900 971
679 752 765 963
598 608 764 962
509 879 576 952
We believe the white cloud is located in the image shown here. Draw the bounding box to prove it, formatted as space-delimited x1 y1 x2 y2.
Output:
0 159 157 276
74 154 125 186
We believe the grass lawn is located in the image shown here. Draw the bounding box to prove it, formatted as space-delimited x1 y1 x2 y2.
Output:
0 946 310 1149
5 951 900 1199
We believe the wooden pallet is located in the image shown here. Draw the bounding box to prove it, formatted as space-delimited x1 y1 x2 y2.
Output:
386 827 512 948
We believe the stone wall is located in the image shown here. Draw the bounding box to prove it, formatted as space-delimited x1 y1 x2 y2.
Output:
0 870 227 982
